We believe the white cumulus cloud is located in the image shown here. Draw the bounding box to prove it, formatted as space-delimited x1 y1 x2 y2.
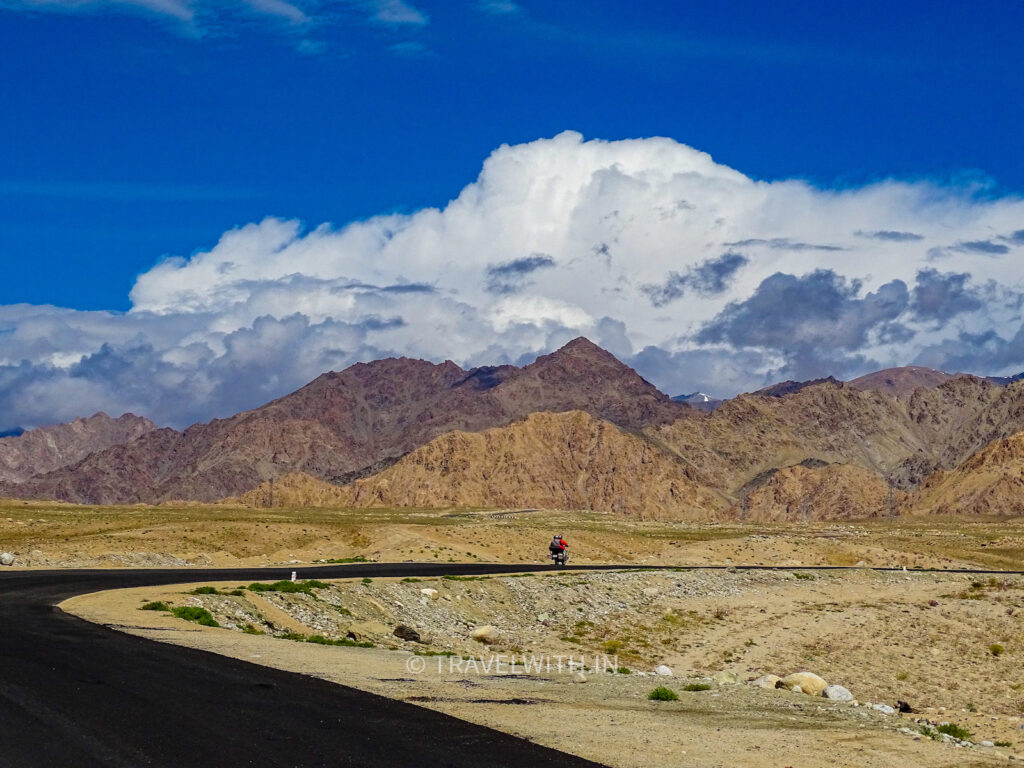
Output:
2 131 1024 430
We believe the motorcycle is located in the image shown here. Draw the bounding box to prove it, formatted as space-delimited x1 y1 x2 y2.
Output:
550 547 568 567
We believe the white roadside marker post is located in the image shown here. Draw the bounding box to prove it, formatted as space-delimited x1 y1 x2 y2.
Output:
291 570 297 582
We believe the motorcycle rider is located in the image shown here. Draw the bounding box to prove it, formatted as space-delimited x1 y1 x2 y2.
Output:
549 534 568 558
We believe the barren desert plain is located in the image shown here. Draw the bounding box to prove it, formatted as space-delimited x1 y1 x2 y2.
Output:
5 499 1023 767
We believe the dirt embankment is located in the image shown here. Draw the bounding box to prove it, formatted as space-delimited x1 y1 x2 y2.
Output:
65 568 1024 768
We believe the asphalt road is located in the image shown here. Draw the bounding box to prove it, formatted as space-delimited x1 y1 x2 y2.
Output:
0 563 610 768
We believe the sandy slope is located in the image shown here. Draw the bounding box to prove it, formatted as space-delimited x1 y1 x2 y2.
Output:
64 568 1023 768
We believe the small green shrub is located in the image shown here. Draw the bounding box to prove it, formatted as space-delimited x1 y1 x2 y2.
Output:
361 577 372 585
140 601 170 611
990 643 1005 656
616 666 631 675
170 606 219 627
229 589 245 596
793 572 815 581
190 586 219 595
323 556 368 563
305 634 373 648
242 624 265 635
247 580 328 595
648 686 679 701
400 577 421 583
281 632 307 641
683 682 712 692
995 741 1012 748
602 640 623 653
935 723 972 740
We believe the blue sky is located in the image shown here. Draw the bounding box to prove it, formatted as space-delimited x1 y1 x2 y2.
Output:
1 0 1024 428
2 0 1022 310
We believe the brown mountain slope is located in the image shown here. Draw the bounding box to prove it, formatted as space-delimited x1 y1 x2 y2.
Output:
229 472 350 508
0 413 155 484
733 461 897 522
910 431 1024 516
846 366 964 398
6 338 691 504
646 375 1017 498
326 410 721 519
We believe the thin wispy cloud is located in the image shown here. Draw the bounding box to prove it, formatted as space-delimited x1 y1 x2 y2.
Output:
388 40 430 56
242 0 308 24
0 0 435 45
0 0 196 22
476 0 521 14
365 0 426 26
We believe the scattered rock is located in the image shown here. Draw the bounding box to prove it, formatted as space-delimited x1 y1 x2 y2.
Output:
871 703 896 715
653 665 673 676
573 672 587 683
393 624 421 642
536 613 549 623
0 552 14 566
791 685 804 694
420 588 439 600
823 685 854 702
750 674 781 690
981 741 995 748
642 587 660 597
779 672 828 696
470 625 499 644
712 670 741 685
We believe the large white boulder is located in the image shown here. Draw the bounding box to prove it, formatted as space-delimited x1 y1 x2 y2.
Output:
471 625 499 644
712 670 741 685
653 665 673 676
823 684 854 702
0 552 14 566
750 674 781 690
779 672 828 696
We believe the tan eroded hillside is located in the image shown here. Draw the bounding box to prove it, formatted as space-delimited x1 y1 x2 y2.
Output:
733 461 898 521
911 430 1024 516
329 410 723 519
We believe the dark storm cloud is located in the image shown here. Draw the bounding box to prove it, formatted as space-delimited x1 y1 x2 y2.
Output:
1004 230 1024 245
484 253 556 294
378 283 436 294
956 240 1010 255
628 344 771 400
914 325 1024 375
697 269 909 351
909 268 982 324
723 238 845 252
0 314 394 431
854 229 924 242
641 252 748 307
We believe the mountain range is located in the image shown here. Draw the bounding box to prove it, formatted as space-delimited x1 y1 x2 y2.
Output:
4 338 1024 519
